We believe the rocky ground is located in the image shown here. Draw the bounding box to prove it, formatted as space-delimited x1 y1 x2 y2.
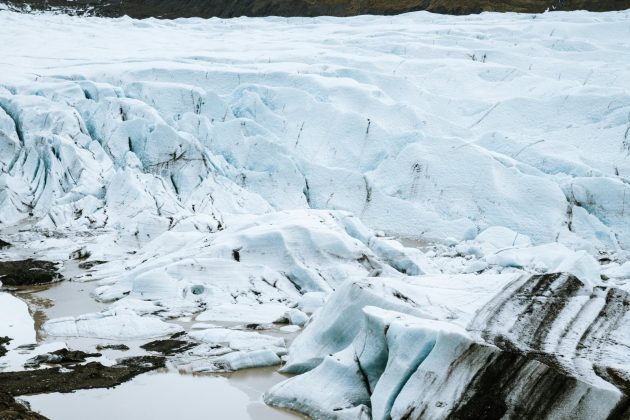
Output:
3 0 630 18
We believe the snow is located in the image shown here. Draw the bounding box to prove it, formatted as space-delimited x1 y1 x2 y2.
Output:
0 292 36 348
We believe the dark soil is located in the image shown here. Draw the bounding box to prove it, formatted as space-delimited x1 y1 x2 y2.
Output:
1 355 166 396
0 260 63 286
4 0 630 19
0 355 165 420
0 239 11 249
140 339 195 356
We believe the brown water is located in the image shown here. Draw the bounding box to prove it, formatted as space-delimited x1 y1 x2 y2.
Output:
9 267 303 420
22 367 301 420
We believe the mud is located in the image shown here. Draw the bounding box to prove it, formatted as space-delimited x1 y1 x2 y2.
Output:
0 260 63 286
1 355 166 396
4 0 630 19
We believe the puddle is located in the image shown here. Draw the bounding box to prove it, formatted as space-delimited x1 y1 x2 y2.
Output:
22 367 301 420
3 262 302 419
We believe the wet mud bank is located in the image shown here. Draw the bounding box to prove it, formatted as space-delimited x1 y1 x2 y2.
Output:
4 0 630 19
0 356 166 397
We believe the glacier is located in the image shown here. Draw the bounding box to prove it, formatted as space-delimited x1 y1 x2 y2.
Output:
0 7 629 420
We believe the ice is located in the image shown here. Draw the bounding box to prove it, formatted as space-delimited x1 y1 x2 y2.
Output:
282 309 309 327
0 8 630 418
268 306 625 420
188 327 285 354
296 292 326 315
42 309 183 340
210 349 281 371
0 10 628 252
282 274 513 373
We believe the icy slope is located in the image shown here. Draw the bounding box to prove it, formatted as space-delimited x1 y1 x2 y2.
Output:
0 8 630 419
1 10 630 249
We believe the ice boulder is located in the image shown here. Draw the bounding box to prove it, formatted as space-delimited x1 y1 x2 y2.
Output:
42 309 182 340
267 307 626 420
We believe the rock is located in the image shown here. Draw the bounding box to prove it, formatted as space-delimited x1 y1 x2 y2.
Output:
24 348 102 368
0 391 47 420
78 260 106 270
0 260 63 286
0 336 11 357
140 339 196 356
95 344 129 351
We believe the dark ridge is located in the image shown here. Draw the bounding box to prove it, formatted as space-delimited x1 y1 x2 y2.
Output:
3 0 630 19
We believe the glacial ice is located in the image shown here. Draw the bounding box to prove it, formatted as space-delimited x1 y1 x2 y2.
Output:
42 309 183 340
0 8 629 418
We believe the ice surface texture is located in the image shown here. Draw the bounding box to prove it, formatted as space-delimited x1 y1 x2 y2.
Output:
1 8 630 417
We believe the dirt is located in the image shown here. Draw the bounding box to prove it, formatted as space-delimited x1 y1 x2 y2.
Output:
0 355 165 420
1 355 166 397
0 260 63 286
140 332 196 356
4 0 630 19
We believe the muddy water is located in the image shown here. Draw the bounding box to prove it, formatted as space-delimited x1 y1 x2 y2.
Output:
7 272 302 419
22 367 300 420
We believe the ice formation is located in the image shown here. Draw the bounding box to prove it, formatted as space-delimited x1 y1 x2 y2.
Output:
1 8 629 419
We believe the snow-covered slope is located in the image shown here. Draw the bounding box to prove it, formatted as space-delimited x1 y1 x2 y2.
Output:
1 9 630 419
